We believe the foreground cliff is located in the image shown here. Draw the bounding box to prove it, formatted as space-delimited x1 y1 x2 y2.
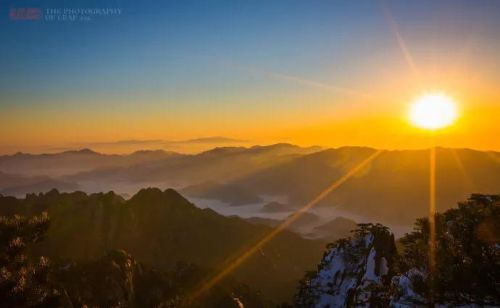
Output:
0 188 324 303
0 213 268 307
55 250 267 307
296 194 500 307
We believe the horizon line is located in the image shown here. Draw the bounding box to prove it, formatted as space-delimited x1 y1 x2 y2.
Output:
0 143 499 157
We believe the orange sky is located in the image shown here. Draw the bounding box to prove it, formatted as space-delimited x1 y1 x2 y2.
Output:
1 1 499 154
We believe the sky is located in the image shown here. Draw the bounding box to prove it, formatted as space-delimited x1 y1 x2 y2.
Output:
1 0 500 153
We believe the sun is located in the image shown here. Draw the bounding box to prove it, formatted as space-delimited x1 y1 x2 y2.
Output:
409 93 458 130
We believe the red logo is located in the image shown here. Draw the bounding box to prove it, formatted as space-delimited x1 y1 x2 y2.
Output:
10 8 42 20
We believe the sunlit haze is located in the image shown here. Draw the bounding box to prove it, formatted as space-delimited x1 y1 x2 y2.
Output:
1 0 500 154
0 2 498 306
0 1 500 153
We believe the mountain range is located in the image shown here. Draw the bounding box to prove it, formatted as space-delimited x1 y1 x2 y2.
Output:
0 144 499 226
0 188 324 303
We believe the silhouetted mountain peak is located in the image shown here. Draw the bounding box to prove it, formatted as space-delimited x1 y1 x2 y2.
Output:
163 188 189 202
128 188 192 210
183 136 247 144
249 143 322 154
131 187 164 200
63 148 100 155
12 151 31 157
199 146 246 156
130 149 172 156
0 188 329 303
250 143 298 150
46 188 61 196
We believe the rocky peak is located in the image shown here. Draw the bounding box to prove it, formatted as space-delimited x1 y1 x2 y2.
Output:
296 195 500 307
296 224 397 307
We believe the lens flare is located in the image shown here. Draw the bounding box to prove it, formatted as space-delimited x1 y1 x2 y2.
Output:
191 150 383 299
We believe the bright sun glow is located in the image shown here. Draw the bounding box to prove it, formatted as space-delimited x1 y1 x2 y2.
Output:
409 93 458 130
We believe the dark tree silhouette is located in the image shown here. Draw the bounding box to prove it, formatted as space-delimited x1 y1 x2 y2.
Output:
399 194 500 304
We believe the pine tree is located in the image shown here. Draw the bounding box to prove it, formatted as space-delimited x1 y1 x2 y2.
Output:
0 213 62 307
398 194 500 304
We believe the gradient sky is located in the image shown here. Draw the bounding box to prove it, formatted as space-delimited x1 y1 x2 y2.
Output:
1 0 500 153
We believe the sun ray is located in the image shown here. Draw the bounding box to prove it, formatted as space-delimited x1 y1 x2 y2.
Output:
191 149 383 299
408 91 458 303
428 146 437 293
450 148 476 191
224 61 371 98
485 151 500 165
382 2 419 80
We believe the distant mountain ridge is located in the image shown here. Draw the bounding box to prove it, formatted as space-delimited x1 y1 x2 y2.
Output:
0 144 498 225
183 146 500 224
0 148 179 177
65 143 321 190
0 171 78 197
244 214 357 242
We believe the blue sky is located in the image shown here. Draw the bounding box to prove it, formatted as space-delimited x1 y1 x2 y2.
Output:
1 0 500 151
2 0 497 105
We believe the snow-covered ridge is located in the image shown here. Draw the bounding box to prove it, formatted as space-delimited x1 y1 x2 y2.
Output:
296 224 397 307
296 196 500 307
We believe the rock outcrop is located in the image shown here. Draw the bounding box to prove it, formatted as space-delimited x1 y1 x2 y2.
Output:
296 224 397 307
296 195 500 307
